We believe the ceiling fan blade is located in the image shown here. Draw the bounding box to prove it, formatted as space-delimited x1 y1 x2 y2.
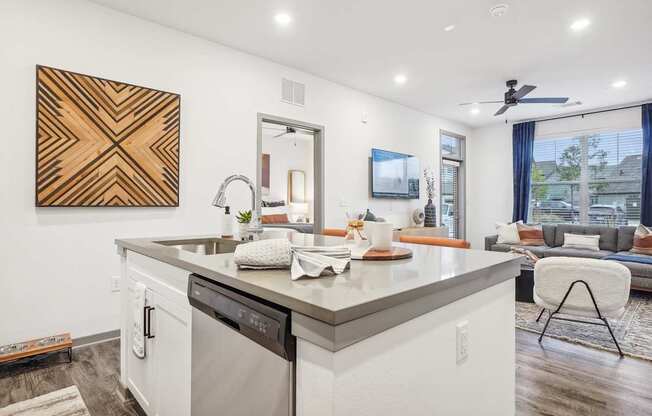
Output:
494 105 511 116
512 85 536 100
459 101 504 106
518 97 570 104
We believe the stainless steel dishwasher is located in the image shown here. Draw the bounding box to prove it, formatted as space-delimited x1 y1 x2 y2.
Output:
188 274 295 416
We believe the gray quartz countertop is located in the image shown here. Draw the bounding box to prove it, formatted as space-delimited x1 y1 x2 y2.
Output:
116 231 521 326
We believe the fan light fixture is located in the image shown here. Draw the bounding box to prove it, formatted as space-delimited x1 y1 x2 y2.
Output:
611 80 627 88
394 74 407 85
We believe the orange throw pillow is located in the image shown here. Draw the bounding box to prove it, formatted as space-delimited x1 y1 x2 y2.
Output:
516 223 545 246
631 224 652 255
261 214 289 224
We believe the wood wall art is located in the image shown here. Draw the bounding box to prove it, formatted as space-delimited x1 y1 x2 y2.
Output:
35 65 180 206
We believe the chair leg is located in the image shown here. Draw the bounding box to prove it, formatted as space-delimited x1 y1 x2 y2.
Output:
538 312 554 342
602 318 624 357
535 308 546 323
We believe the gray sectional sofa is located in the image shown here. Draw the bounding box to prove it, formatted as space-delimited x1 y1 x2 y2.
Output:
485 224 652 290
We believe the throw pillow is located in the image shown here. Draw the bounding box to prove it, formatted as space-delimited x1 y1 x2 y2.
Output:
631 224 652 255
261 214 289 224
516 223 545 246
495 221 522 244
562 233 600 251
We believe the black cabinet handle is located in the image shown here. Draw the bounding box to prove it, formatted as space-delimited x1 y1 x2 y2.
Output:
143 306 148 338
145 306 156 339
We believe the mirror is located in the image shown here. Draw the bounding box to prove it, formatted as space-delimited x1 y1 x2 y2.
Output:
288 170 305 203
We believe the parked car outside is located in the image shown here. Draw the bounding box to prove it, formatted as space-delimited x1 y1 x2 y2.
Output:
531 200 579 223
588 205 627 226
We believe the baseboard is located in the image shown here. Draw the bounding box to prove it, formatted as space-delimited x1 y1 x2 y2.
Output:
72 329 120 348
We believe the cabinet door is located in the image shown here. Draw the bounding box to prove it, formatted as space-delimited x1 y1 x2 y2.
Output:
151 291 192 416
126 278 157 414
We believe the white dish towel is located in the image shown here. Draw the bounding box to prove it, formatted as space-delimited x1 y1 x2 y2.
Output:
132 281 146 359
233 238 350 280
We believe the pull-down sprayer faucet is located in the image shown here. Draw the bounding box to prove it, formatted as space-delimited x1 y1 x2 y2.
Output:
213 174 263 234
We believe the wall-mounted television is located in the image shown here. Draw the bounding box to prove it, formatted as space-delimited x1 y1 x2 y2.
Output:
371 148 419 199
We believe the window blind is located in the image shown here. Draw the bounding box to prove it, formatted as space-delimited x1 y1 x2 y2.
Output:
529 129 643 226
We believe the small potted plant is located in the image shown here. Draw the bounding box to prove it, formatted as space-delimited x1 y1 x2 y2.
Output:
236 210 252 237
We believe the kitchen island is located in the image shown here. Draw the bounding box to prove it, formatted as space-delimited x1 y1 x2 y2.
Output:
116 231 521 416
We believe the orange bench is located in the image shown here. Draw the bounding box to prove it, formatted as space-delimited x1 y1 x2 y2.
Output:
399 235 470 249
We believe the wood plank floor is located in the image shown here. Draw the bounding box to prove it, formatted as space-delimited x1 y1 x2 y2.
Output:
516 330 652 416
1 332 651 415
0 339 143 415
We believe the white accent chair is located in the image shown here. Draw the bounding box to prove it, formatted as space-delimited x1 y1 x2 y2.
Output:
534 257 631 356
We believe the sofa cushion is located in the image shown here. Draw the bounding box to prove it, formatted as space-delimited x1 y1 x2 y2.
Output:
605 251 652 279
631 224 652 255
516 223 545 245
553 224 618 252
542 224 556 247
543 247 614 259
491 243 549 258
617 226 637 252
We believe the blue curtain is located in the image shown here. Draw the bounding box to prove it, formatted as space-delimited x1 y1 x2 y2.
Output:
512 121 536 222
642 104 652 226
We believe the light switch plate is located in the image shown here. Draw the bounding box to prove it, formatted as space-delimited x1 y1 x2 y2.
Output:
456 321 469 363
111 275 121 293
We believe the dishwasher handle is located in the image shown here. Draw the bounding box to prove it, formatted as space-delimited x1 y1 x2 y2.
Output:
214 311 239 331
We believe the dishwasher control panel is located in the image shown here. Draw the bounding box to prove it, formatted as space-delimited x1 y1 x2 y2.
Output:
190 280 280 341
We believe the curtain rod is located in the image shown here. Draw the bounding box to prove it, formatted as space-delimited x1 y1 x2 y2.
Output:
511 101 651 124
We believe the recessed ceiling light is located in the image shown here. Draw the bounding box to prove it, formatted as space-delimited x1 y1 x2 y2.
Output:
274 12 292 26
489 4 509 17
394 74 407 85
470 107 480 115
612 80 627 88
570 18 590 32
444 24 456 32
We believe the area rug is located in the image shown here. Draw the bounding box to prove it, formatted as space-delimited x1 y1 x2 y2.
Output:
516 291 652 361
0 386 90 416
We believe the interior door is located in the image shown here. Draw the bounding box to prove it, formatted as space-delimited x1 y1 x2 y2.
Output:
126 278 156 414
152 292 192 416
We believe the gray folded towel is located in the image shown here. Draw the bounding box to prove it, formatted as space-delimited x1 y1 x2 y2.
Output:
233 239 350 279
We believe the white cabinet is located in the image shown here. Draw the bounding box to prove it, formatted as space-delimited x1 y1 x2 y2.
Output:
151 292 191 416
120 251 192 416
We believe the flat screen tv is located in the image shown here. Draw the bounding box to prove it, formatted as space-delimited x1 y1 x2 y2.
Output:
371 148 419 199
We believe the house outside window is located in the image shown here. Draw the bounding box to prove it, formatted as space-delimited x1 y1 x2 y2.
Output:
529 129 642 226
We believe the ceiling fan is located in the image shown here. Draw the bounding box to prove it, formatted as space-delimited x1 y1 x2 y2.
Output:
460 80 569 116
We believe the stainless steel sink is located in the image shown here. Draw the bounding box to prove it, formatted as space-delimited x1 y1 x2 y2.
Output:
155 238 241 255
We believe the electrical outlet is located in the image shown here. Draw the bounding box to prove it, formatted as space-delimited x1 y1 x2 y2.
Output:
111 275 121 293
456 321 469 363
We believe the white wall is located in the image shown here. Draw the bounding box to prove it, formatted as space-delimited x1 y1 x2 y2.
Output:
0 0 470 344
262 134 314 220
466 123 513 249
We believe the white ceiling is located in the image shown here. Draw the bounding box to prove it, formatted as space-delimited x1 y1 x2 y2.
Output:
89 0 652 128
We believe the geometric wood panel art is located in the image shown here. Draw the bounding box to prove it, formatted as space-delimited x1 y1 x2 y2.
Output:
36 65 180 206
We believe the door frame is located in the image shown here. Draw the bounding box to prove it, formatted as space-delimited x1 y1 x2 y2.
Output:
257 113 325 233
439 129 466 239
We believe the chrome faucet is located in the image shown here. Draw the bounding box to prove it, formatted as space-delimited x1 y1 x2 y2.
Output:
213 174 263 234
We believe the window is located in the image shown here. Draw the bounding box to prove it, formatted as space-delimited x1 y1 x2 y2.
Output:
529 129 643 226
440 131 465 238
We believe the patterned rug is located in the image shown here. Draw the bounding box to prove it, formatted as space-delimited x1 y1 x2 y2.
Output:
0 386 90 416
516 291 652 361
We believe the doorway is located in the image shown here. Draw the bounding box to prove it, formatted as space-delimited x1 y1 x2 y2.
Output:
440 130 466 239
256 113 325 233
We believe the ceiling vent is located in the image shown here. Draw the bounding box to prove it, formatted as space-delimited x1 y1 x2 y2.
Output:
281 78 305 106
